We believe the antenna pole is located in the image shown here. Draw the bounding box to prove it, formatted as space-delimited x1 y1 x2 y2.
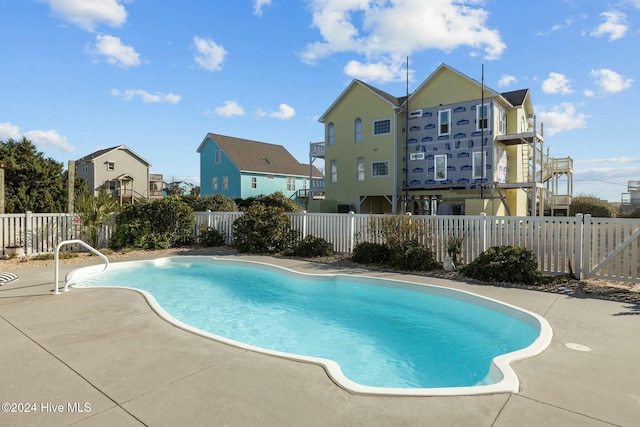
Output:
404 56 409 213
480 64 485 201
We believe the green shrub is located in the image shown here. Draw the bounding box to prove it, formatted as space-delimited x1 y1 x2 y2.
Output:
619 207 640 218
231 204 298 253
287 235 334 258
198 225 226 247
569 196 616 218
237 191 302 212
352 242 391 265
388 240 437 271
180 194 238 212
110 198 195 250
461 246 542 285
360 214 431 247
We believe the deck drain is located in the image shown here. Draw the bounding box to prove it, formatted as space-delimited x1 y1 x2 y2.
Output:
565 343 592 352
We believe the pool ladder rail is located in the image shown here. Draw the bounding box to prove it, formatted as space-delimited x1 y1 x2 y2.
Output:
54 240 109 295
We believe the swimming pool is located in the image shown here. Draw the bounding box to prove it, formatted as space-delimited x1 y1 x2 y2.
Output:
68 256 552 396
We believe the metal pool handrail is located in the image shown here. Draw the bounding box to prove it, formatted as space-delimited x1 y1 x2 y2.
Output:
54 240 109 295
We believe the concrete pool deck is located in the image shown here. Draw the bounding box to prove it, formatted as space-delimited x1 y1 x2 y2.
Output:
0 253 638 426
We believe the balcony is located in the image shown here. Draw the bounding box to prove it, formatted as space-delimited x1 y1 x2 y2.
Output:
310 141 325 158
311 178 325 192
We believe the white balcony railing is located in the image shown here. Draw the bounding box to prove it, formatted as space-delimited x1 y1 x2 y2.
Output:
310 141 325 158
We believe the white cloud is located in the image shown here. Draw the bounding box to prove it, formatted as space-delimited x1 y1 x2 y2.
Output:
0 122 21 140
45 0 127 32
254 0 272 16
210 100 245 117
0 122 74 152
193 36 227 71
497 74 516 88
301 0 505 81
624 0 640 9
590 68 633 93
344 60 409 83
537 103 588 135
542 72 573 95
268 103 296 120
91 34 140 68
256 104 296 120
591 11 628 41
110 89 181 103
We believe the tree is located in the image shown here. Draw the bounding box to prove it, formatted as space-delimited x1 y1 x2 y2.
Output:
74 186 119 248
0 137 67 212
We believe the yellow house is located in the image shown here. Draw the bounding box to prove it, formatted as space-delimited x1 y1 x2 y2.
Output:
311 63 572 216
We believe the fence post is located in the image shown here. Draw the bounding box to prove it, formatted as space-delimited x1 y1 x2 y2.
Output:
25 211 32 255
302 210 308 239
479 212 487 254
348 211 355 253
574 213 583 279
582 214 592 279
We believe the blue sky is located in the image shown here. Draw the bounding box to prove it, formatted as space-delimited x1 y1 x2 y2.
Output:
1 0 638 202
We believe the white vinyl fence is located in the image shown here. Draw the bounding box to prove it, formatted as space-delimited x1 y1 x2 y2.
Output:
2 211 638 283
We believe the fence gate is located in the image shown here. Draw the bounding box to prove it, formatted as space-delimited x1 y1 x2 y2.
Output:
582 216 640 283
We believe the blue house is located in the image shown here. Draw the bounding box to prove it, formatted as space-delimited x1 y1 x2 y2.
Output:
197 133 323 206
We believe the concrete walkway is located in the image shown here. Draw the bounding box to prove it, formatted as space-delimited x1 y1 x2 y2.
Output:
0 254 638 426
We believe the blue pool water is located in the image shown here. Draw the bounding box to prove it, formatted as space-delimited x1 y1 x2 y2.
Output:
75 258 542 390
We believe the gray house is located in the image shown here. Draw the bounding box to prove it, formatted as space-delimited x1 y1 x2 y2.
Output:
75 145 162 205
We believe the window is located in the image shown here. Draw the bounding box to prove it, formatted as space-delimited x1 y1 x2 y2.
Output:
106 161 115 171
330 159 337 183
473 151 486 179
354 118 362 143
215 150 221 163
476 104 490 130
302 178 307 190
498 107 507 135
222 176 228 190
438 109 451 135
82 164 88 174
520 116 526 132
251 176 257 189
373 119 391 135
212 177 218 190
371 161 389 177
328 123 335 146
108 181 116 191
434 155 447 181
356 157 365 182
286 177 295 191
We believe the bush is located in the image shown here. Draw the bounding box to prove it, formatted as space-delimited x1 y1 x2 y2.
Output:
232 204 298 253
360 214 431 248
180 194 238 212
110 198 195 250
388 240 437 271
237 191 302 212
619 207 640 218
461 246 542 285
198 225 226 247
569 196 616 218
287 235 334 258
352 242 391 265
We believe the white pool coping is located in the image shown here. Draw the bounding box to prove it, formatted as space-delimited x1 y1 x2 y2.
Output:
66 256 553 397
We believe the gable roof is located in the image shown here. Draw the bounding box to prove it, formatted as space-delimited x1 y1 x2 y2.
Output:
407 63 502 107
197 133 323 177
318 79 404 123
501 89 529 107
76 145 152 167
